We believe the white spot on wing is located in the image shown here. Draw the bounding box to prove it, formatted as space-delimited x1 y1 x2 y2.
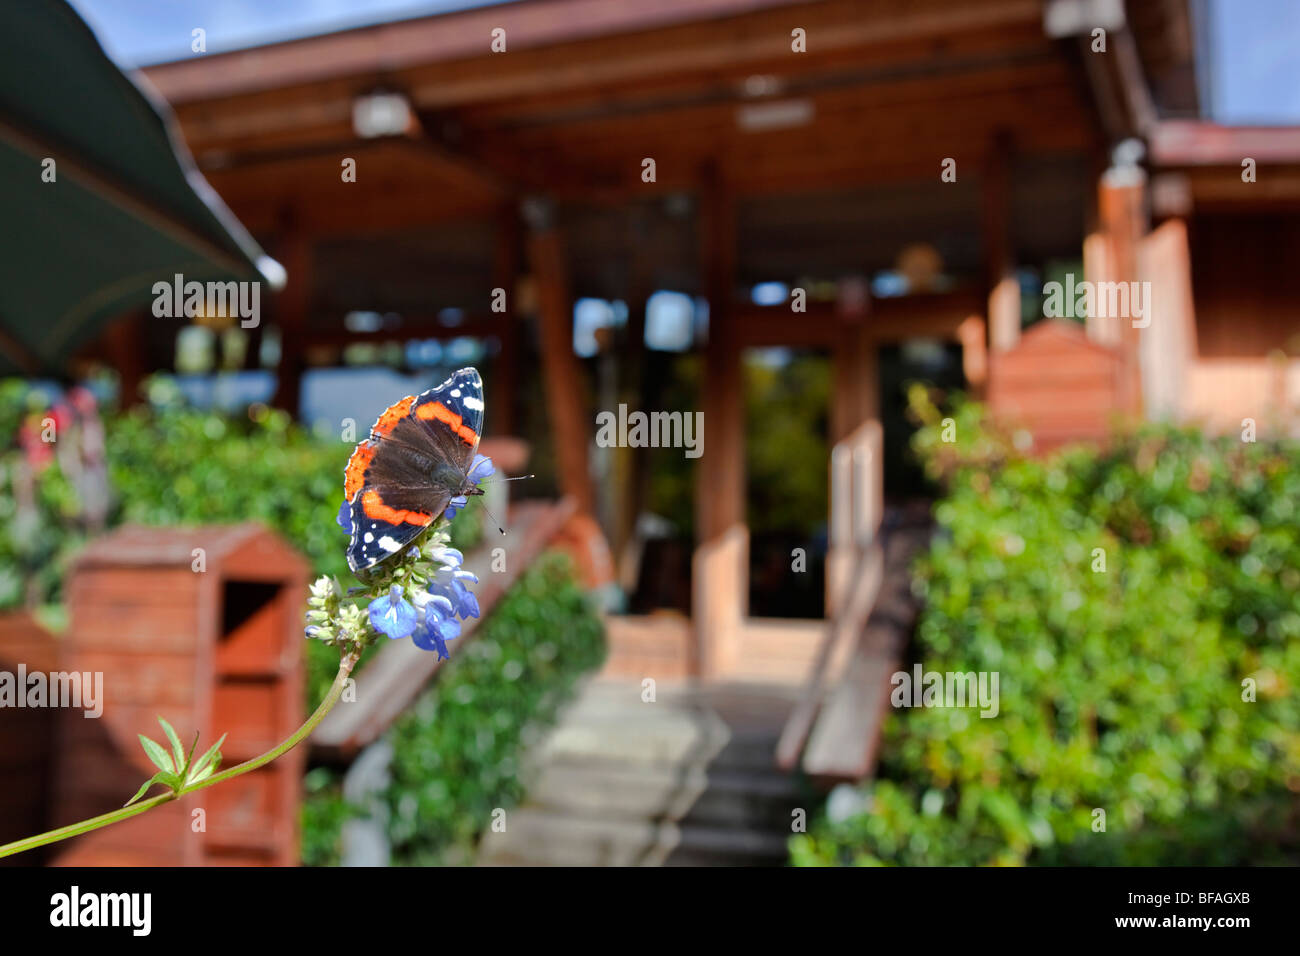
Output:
463 395 484 411
378 535 401 552
364 533 374 543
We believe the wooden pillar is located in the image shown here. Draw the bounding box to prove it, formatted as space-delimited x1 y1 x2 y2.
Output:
984 131 1021 354
1082 230 1120 345
830 279 877 444
958 315 988 397
492 206 521 436
827 281 877 618
271 221 311 416
524 202 596 516
1098 163 1148 415
103 312 146 407
613 213 657 586
693 168 746 678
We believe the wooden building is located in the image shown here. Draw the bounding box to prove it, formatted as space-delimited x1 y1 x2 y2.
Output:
91 0 1300 786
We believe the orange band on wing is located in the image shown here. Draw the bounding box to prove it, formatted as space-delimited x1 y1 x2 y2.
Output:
416 400 478 445
344 442 376 499
361 490 433 526
372 395 416 438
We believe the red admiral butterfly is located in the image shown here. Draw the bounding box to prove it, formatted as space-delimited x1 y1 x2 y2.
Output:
343 367 486 573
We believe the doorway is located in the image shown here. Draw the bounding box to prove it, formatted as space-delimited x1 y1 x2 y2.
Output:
742 347 831 619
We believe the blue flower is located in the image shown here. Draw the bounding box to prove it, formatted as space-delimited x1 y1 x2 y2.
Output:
411 587 462 659
430 546 464 568
337 500 353 534
443 454 495 520
411 615 461 660
368 585 418 640
429 565 480 620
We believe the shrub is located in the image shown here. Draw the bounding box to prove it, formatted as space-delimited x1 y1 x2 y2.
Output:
0 381 98 610
792 389 1300 866
301 552 606 865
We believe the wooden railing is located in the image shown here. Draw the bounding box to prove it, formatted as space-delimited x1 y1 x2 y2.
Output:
776 419 884 771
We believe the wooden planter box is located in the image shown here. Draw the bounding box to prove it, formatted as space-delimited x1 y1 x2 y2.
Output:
51 525 308 866
988 319 1126 452
0 611 61 865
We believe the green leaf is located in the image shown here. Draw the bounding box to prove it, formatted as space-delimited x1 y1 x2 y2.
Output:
138 734 175 773
186 733 227 786
185 731 200 772
158 717 185 770
124 771 176 807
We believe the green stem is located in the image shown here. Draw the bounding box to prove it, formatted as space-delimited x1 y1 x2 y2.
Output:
0 651 359 860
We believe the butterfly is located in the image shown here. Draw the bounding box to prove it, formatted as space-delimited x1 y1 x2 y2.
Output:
343 367 487 574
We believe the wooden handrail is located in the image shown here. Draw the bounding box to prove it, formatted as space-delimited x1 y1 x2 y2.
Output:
776 418 883 771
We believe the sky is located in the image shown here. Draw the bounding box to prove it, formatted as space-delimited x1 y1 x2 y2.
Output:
66 0 1300 124
1206 0 1300 122
68 0 512 65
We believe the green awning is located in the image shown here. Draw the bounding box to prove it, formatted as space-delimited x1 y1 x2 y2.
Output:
0 0 282 377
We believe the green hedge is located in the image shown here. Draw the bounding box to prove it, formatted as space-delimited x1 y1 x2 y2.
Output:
792 389 1300 866
301 552 606 866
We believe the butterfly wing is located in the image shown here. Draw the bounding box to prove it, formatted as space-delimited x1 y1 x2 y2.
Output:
407 366 483 474
344 368 485 573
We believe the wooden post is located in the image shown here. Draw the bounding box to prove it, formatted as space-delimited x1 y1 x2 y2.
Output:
984 131 1020 354
613 229 655 589
1099 162 1149 414
103 312 147 407
693 168 746 678
492 206 521 436
271 219 311 416
1082 230 1120 346
958 315 988 397
827 281 878 617
524 202 596 516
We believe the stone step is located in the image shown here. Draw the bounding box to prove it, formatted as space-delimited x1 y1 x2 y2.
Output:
479 678 806 866
532 709 731 769
700 729 785 772
477 806 793 867
524 761 807 829
477 808 679 867
662 823 792 866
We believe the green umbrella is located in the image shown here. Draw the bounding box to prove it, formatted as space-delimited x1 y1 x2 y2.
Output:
0 0 283 377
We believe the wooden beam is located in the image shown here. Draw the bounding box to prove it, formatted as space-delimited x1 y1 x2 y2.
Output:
145 0 1042 105
1151 121 1300 167
525 207 596 515
735 291 982 349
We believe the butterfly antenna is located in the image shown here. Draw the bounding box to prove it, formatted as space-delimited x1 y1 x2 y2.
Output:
475 474 533 534
477 498 507 536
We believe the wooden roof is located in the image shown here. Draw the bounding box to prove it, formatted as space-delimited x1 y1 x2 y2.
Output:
144 0 1099 237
